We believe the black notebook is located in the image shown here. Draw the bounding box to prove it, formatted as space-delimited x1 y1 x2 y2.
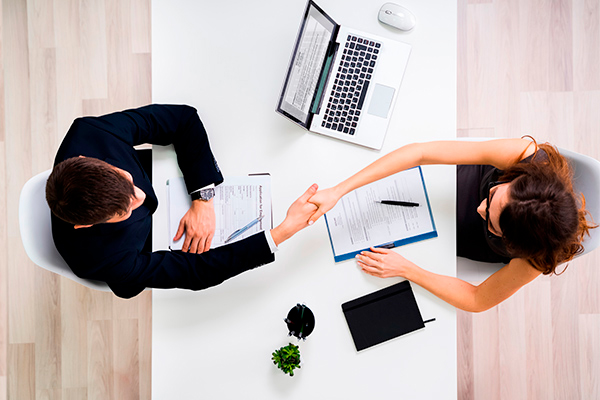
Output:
342 280 425 351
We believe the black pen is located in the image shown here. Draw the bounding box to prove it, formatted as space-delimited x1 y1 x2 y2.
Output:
376 200 420 207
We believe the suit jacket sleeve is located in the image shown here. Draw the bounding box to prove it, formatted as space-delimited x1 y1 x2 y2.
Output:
57 104 223 192
95 232 274 299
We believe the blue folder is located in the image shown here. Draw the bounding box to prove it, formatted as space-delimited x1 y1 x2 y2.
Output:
324 166 438 262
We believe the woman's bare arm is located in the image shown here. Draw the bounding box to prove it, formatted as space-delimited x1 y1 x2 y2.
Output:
308 139 536 223
357 248 541 312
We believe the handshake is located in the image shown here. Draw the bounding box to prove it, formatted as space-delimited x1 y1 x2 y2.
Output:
270 183 340 247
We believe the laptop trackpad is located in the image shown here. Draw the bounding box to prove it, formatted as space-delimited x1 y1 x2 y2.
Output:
367 84 395 118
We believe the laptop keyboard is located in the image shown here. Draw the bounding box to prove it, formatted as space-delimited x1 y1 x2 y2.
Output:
321 35 382 136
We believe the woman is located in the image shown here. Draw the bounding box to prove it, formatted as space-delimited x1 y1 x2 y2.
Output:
308 138 595 312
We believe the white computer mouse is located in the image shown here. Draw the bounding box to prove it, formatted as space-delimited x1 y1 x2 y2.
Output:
378 3 416 31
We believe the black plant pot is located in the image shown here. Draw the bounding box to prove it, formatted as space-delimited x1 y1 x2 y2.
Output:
284 303 315 340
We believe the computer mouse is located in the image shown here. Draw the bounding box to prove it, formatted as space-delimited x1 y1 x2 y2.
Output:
378 3 417 31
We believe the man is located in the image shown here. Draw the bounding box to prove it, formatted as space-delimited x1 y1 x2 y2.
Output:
46 104 317 299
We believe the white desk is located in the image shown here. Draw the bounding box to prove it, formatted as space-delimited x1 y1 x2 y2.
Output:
152 0 457 398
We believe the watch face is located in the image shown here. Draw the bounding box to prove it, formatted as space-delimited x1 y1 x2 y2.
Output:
200 188 215 201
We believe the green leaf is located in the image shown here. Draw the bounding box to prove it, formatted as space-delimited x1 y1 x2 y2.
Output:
272 343 302 376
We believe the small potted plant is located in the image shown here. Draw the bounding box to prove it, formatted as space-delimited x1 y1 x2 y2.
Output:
271 304 314 377
272 343 301 377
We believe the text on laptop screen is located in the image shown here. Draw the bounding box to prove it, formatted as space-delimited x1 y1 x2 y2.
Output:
279 3 336 126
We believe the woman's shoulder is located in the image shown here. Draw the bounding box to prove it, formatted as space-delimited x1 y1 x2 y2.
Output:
505 257 543 278
520 146 548 164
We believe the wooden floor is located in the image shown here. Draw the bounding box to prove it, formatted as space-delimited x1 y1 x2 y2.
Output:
0 0 598 399
457 0 600 399
1 0 153 399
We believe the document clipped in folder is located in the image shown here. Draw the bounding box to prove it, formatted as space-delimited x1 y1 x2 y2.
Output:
324 166 437 262
342 280 425 351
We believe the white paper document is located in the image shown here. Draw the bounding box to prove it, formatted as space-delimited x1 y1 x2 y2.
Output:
324 167 437 262
167 175 272 250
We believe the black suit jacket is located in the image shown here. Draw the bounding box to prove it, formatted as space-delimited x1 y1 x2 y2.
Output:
51 104 275 298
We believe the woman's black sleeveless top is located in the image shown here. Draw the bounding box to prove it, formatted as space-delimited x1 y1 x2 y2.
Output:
456 150 547 263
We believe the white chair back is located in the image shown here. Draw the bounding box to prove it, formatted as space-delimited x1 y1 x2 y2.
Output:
18 169 111 291
558 148 600 255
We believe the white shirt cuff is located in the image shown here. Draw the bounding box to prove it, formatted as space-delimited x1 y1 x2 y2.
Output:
264 230 278 253
190 183 216 194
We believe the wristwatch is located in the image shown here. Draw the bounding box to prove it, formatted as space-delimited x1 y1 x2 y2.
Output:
191 187 215 202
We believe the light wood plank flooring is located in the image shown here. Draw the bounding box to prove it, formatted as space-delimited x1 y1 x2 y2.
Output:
1 0 152 399
1 0 599 399
457 0 600 399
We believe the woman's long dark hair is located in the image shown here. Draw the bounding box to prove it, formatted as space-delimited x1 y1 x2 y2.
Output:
498 139 596 274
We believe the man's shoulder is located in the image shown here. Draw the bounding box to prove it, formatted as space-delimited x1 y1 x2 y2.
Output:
52 217 140 279
66 114 119 137
56 116 133 164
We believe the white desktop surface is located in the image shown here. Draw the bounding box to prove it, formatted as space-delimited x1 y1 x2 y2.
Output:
151 0 457 398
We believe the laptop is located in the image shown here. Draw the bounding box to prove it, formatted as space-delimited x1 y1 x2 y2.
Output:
276 0 412 150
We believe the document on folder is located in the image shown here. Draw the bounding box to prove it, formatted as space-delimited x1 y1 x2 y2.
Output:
324 167 437 262
167 175 272 250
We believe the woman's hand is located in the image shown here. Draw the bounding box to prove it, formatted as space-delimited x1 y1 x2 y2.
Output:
307 186 343 224
355 247 418 279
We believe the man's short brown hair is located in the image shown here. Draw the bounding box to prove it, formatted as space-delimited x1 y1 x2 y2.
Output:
46 157 136 225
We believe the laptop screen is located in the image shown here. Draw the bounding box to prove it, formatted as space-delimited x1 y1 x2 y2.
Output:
277 1 338 128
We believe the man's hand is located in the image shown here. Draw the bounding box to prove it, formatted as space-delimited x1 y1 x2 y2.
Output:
173 199 216 253
271 184 319 246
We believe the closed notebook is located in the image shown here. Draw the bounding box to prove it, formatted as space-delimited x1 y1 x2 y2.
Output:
342 280 424 351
